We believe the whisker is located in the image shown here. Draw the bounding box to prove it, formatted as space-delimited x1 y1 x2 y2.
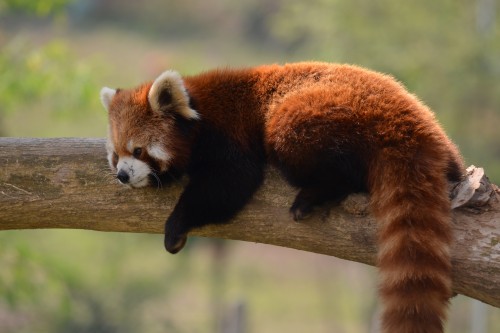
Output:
150 171 163 190
94 167 118 183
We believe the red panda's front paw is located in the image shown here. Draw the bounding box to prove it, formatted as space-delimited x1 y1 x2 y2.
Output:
164 211 189 254
164 233 188 254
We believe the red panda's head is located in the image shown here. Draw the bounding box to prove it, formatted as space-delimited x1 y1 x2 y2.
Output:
100 70 199 188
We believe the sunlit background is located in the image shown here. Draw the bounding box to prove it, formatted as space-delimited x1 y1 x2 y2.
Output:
1 1 499 332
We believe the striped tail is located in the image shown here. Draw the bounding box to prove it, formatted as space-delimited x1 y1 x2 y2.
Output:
369 150 454 333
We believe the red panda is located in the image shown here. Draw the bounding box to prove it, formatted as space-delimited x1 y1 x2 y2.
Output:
100 62 464 333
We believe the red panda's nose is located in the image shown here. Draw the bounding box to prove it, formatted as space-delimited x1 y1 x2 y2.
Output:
117 170 130 184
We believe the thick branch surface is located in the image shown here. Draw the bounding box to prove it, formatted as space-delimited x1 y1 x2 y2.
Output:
0 138 499 307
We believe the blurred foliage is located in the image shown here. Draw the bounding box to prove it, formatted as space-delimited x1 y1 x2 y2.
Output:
0 0 499 332
0 0 105 136
0 231 191 333
0 39 100 118
0 0 73 16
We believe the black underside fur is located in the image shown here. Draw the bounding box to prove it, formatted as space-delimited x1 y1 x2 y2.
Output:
163 124 371 252
163 127 265 253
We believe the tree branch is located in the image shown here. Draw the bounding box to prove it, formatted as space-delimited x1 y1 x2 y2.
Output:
1 138 499 307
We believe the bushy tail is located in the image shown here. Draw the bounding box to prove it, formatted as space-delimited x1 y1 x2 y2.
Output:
369 151 454 333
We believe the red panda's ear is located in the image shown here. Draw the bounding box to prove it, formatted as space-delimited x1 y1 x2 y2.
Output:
100 87 116 111
148 70 200 120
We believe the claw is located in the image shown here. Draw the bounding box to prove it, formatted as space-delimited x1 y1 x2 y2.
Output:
290 203 313 221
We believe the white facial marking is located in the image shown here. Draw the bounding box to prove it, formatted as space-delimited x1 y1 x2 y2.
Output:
148 144 171 162
127 140 134 153
106 134 116 171
116 156 151 188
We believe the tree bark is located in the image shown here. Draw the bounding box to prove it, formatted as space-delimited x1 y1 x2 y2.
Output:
1 138 499 307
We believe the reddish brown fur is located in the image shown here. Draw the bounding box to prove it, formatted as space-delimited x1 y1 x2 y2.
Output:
107 62 464 333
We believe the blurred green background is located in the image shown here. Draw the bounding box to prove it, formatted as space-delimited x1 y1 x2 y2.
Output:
1 1 499 332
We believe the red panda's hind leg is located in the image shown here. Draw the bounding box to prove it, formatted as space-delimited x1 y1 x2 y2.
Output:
290 183 355 221
266 89 368 221
290 187 328 220
290 187 332 221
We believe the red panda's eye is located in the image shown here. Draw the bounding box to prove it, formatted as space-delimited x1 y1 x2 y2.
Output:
133 148 142 159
